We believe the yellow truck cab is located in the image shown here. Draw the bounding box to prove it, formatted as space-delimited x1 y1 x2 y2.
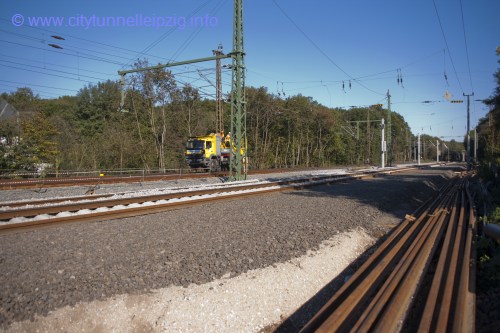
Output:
185 133 225 171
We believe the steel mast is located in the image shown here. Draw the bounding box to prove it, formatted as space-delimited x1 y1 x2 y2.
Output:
229 0 246 181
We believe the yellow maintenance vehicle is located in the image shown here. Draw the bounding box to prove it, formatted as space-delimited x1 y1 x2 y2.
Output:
185 133 231 171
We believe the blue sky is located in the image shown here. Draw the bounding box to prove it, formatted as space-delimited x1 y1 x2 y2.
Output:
1 0 499 140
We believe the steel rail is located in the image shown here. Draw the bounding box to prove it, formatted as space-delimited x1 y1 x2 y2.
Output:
418 180 477 333
300 176 477 333
0 173 355 221
372 184 459 333
0 167 346 190
354 187 457 332
0 165 423 190
299 180 455 332
0 166 425 234
454 181 476 332
0 170 392 233
0 166 420 222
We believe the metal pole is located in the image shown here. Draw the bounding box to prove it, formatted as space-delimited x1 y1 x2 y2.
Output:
367 107 371 164
213 45 224 134
418 134 421 165
464 92 474 168
436 140 439 162
414 137 416 162
387 90 392 166
474 128 477 161
381 118 385 168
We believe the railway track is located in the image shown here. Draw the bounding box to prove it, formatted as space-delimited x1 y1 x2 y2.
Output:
299 175 476 332
0 167 330 190
0 171 203 190
0 166 418 233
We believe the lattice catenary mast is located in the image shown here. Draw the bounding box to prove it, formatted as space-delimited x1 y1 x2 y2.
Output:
118 0 247 181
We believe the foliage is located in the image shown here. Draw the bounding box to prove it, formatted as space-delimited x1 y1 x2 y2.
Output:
477 233 500 293
0 65 473 172
0 111 60 171
489 206 500 225
475 51 500 179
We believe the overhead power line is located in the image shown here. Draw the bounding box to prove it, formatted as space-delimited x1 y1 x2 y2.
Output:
271 0 384 96
0 39 125 66
0 53 115 76
0 28 138 63
459 0 474 93
432 0 464 93
0 83 64 98
0 17 177 63
0 63 99 84
121 0 215 69
0 59 109 81
169 0 229 63
0 79 79 92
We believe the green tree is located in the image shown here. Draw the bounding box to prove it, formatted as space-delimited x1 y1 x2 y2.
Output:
128 60 182 171
76 80 121 137
10 111 60 171
475 49 500 176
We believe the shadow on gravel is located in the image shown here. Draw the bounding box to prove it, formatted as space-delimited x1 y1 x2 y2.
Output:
283 169 456 218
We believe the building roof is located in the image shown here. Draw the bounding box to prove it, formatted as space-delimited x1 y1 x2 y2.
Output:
0 98 19 120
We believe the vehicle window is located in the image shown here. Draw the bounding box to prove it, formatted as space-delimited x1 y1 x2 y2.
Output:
187 140 205 149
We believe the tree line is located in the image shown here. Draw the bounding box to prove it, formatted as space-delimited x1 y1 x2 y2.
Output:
0 62 472 174
475 48 500 178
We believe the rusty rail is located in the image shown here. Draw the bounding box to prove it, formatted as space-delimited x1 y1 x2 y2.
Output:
300 177 476 332
1 169 402 233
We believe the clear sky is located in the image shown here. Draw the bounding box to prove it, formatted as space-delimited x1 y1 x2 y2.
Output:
1 0 499 140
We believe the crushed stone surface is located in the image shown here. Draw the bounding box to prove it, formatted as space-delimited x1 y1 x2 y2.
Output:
0 167 456 332
4 230 373 333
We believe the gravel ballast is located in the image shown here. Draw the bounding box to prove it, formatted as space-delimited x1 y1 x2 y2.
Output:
0 167 455 331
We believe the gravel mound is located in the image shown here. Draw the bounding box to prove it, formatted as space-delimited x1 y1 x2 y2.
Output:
0 168 454 330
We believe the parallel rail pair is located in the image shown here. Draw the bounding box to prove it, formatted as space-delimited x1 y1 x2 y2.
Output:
0 169 403 233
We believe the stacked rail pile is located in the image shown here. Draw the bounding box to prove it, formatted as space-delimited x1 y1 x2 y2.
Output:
301 178 476 332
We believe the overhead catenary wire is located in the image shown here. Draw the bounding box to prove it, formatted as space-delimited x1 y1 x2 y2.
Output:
0 28 138 64
120 0 215 69
459 0 477 126
0 3 486 142
1 37 233 88
0 18 198 66
459 0 474 93
0 79 79 92
0 39 125 66
0 59 109 82
0 63 100 84
250 49 447 92
0 83 64 98
432 0 464 93
271 0 384 96
169 0 229 63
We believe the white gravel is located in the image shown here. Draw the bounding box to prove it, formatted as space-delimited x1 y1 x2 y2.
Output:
3 229 374 333
1 164 427 205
